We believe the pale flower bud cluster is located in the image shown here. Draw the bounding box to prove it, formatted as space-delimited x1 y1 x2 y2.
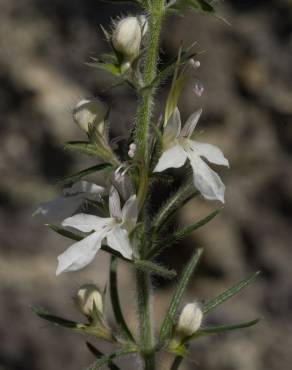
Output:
176 301 203 338
189 59 201 69
112 16 147 63
73 98 106 133
128 143 136 158
76 284 103 316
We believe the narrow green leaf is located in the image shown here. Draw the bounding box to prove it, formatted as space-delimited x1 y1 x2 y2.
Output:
110 257 135 342
134 259 177 279
187 318 260 341
47 224 83 241
86 62 121 76
174 209 220 240
159 249 203 342
170 356 184 370
203 272 261 314
86 342 120 370
152 180 199 231
31 306 79 329
57 163 112 185
86 348 138 370
64 141 100 157
148 209 220 258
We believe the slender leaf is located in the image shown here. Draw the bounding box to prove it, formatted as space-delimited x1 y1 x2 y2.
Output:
203 272 261 314
86 348 138 370
64 141 100 157
134 259 177 279
47 224 83 241
86 342 120 370
169 319 260 369
110 257 135 342
187 318 260 342
148 209 220 258
159 249 203 342
152 180 199 231
174 209 220 240
86 62 121 76
170 356 184 370
58 163 112 185
31 306 79 329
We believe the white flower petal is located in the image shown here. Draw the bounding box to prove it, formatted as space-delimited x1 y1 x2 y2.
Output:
64 181 104 196
180 109 202 138
189 141 229 167
121 195 138 227
188 155 225 203
109 186 122 219
33 196 82 223
106 226 132 259
62 213 112 232
154 145 187 172
56 232 102 275
164 107 182 145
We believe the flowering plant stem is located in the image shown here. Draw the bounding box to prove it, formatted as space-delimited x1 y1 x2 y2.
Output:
32 3 260 370
135 1 164 368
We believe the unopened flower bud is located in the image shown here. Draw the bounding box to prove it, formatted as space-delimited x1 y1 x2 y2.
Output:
76 284 103 316
176 302 203 337
189 59 200 69
73 99 106 133
112 16 143 61
128 143 136 158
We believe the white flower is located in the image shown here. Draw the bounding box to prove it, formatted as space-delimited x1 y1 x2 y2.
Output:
76 284 103 316
56 187 138 275
73 98 107 133
176 301 203 337
112 16 143 61
154 108 229 203
33 181 104 223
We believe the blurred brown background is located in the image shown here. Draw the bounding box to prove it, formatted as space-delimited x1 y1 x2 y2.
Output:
1 0 292 369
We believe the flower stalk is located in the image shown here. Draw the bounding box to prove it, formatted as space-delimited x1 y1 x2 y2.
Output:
134 2 165 368
135 1 164 161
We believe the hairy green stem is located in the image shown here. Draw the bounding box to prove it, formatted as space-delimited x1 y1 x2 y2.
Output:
135 0 164 161
135 2 165 369
136 270 154 369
